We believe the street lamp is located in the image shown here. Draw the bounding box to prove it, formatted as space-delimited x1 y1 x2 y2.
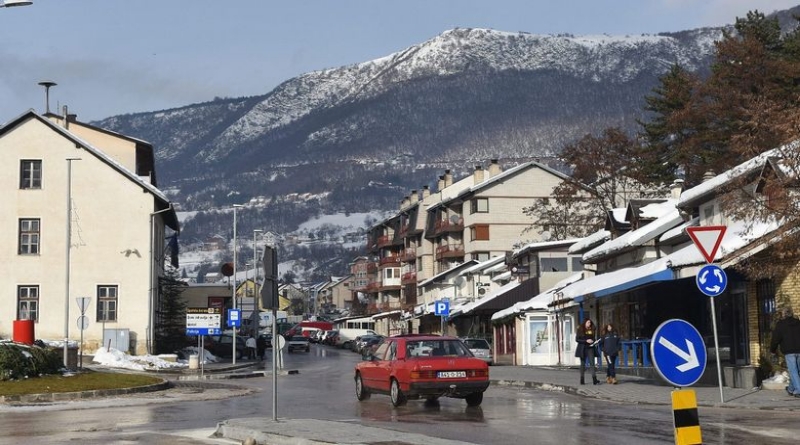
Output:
231 204 243 364
64 158 81 368
253 229 263 324
0 1 33 7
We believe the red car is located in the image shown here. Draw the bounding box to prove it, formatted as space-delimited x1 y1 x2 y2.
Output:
354 334 489 407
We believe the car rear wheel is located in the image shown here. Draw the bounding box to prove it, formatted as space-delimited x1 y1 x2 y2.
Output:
465 392 483 407
355 373 370 401
390 379 407 407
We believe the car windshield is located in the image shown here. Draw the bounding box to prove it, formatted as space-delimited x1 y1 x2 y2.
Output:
463 339 490 349
406 339 471 358
291 336 307 341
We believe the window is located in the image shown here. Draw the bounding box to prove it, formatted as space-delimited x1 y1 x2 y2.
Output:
97 285 118 322
471 224 490 241
471 198 489 214
541 257 568 273
474 251 490 262
18 286 39 321
19 219 40 255
20 160 42 189
571 257 584 272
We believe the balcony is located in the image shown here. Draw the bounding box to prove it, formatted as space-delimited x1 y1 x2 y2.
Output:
363 282 381 293
379 255 400 266
376 235 393 248
401 249 417 262
401 271 417 284
366 301 402 314
434 217 464 236
435 243 465 260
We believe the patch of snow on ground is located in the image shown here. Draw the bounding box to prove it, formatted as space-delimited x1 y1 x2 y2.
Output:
92 347 190 371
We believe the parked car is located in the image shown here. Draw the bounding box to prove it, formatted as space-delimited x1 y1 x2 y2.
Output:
204 334 247 359
287 335 311 353
354 334 489 407
461 338 493 365
321 330 339 346
357 335 384 355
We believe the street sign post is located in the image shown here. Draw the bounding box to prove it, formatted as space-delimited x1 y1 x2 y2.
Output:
687 225 728 403
696 264 727 297
228 308 242 328
651 319 707 388
186 307 222 336
434 299 450 334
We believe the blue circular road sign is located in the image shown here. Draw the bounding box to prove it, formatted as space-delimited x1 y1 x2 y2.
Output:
696 264 727 297
651 319 707 387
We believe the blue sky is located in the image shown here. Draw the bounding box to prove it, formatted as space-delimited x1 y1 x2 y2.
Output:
1 0 797 121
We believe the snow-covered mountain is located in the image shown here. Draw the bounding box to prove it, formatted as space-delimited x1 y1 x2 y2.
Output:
94 22 767 277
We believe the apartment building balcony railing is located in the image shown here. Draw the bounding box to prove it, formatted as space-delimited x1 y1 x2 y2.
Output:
434 217 464 236
366 301 403 314
379 255 400 266
435 243 465 260
398 224 410 238
376 235 393 248
363 282 381 293
401 271 417 284
401 249 416 262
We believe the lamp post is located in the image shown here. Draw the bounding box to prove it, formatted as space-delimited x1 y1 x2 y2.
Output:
64 158 81 368
0 1 33 7
231 204 243 363
253 229 263 321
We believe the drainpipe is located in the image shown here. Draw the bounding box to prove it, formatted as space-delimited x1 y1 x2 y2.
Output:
149 204 173 355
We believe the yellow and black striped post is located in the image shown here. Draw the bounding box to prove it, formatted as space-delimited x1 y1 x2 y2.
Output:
672 389 702 445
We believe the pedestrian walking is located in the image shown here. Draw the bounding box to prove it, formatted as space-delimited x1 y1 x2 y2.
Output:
600 323 622 384
770 305 800 397
575 318 599 385
256 334 267 361
246 334 257 360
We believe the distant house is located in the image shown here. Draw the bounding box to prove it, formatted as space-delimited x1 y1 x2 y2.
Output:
203 235 227 251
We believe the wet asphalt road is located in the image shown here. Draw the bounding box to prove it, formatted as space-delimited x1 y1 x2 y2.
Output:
0 344 798 444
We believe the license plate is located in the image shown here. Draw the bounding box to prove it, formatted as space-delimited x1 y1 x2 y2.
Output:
437 371 466 378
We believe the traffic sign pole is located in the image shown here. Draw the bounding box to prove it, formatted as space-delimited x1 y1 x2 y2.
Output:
710 297 724 403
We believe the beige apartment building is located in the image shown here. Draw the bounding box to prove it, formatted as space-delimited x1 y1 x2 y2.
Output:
358 159 576 322
1 110 179 356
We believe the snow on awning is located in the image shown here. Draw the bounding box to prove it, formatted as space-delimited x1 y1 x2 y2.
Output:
372 310 402 320
450 280 521 318
492 273 583 320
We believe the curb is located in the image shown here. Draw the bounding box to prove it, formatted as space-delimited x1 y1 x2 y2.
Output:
0 379 170 404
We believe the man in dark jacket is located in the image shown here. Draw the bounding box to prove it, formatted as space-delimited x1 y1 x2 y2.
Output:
770 306 800 397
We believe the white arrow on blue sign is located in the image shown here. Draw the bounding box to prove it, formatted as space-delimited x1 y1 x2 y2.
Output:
650 319 707 387
696 264 727 297
434 300 450 317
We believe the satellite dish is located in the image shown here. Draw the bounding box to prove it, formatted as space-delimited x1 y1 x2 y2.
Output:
454 276 465 288
449 215 461 224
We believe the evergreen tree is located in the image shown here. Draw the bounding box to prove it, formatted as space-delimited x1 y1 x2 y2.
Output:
155 268 188 355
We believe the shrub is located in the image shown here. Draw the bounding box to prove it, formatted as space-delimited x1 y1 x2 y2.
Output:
0 342 62 381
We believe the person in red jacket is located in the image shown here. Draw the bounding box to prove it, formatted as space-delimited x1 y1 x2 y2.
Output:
770 306 800 398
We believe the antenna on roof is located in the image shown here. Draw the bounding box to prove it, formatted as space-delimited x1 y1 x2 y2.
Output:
37 80 57 114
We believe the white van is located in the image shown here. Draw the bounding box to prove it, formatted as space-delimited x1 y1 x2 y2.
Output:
333 316 377 348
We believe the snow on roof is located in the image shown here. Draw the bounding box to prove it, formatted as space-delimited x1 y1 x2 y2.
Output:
583 205 682 263
611 208 628 222
371 310 402 320
459 256 505 276
492 273 583 320
568 229 611 254
677 141 799 207
418 260 478 287
660 217 699 245
512 239 580 256
639 199 676 219
492 271 512 282
450 280 521 317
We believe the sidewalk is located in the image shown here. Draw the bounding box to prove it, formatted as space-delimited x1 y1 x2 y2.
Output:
213 364 800 444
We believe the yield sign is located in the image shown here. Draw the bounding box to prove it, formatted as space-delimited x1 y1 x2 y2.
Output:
686 226 726 263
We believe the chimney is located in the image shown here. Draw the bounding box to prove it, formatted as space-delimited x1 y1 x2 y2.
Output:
409 189 419 204
444 169 453 188
437 175 445 192
488 159 502 177
473 165 485 184
422 185 431 198
401 196 410 209
702 171 716 182
670 179 684 199
62 105 69 130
